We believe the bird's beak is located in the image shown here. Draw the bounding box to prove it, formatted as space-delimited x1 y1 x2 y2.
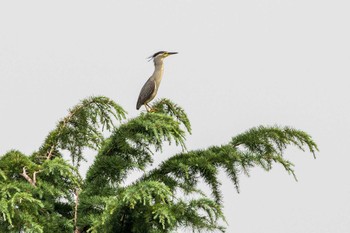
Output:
167 52 178 56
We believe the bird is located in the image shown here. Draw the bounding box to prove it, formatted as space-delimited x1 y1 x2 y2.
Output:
136 51 178 112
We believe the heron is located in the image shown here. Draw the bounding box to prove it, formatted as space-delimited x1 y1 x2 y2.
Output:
136 51 178 112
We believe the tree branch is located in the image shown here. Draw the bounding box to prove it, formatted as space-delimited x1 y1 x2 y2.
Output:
46 145 56 160
21 167 42 187
46 106 81 160
33 170 43 185
74 188 81 233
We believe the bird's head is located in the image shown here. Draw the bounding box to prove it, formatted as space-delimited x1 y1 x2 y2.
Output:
148 51 178 62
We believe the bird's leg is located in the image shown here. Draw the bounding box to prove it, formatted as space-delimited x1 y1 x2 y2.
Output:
144 104 150 112
144 103 152 112
145 103 155 112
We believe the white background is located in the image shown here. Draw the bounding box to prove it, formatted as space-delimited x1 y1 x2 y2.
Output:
1 1 349 232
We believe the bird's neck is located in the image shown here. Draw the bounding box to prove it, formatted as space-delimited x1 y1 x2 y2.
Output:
154 59 164 69
153 61 164 83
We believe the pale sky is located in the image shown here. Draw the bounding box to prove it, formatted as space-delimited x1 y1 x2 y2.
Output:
1 1 349 232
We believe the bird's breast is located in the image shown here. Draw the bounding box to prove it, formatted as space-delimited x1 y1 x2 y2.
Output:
153 68 164 89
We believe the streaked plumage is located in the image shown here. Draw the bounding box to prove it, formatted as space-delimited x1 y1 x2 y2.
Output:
136 51 177 111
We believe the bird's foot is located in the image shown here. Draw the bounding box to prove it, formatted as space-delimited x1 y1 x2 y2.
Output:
147 108 157 113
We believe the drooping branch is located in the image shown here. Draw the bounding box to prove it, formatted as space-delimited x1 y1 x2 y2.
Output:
46 109 80 160
141 126 319 202
151 98 192 134
38 96 126 165
85 112 189 190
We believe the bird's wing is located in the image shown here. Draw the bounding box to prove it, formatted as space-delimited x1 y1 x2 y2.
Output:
136 79 156 110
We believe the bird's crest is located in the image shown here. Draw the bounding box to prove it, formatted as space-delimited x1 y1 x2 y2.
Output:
147 51 167 61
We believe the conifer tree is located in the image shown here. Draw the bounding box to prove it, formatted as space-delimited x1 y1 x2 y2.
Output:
0 96 318 233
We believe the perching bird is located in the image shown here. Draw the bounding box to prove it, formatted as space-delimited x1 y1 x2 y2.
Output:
136 51 178 111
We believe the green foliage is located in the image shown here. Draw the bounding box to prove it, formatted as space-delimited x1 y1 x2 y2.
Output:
231 125 318 158
1 97 318 233
89 181 173 233
230 125 319 180
36 96 126 166
0 151 81 232
84 102 189 195
1 96 122 232
0 150 38 179
151 98 192 134
0 151 44 233
88 181 225 233
143 125 318 203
